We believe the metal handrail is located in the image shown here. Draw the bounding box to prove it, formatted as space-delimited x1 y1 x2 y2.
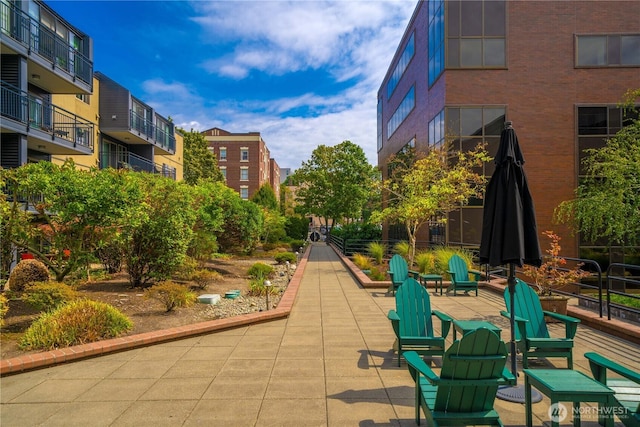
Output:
0 83 94 149
0 1 93 85
605 263 640 321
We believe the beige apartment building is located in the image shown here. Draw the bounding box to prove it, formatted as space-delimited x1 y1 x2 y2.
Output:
202 127 280 200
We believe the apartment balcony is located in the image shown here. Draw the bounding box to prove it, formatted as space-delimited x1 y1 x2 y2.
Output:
99 151 177 180
0 1 93 94
1 82 94 155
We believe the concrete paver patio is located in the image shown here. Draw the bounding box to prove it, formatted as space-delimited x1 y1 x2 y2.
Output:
1 243 638 426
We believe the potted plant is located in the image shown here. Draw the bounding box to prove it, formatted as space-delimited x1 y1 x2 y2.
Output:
522 230 590 316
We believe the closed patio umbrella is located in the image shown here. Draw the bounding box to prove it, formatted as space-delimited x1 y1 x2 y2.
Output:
479 121 542 403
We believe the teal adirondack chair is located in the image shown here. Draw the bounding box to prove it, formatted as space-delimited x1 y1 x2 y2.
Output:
586 352 640 427
387 277 452 366
387 254 419 294
447 254 480 296
404 328 516 426
500 279 580 369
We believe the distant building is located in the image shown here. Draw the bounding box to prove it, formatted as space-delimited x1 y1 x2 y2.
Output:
202 127 280 199
377 0 639 265
280 168 294 184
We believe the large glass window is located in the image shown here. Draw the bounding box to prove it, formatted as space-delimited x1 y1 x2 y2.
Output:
387 86 415 137
577 34 640 67
445 106 505 246
240 167 249 181
240 186 249 200
428 109 445 149
387 33 415 98
240 148 249 161
446 0 506 68
220 147 227 161
428 0 445 86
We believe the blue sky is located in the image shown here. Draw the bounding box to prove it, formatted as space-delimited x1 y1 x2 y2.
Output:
47 0 417 170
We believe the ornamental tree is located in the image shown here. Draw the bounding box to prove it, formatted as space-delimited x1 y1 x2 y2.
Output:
555 89 640 247
371 143 490 265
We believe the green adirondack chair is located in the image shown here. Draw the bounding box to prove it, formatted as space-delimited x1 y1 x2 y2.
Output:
500 279 580 369
387 254 419 294
387 277 452 366
447 254 480 296
585 352 640 427
404 328 516 426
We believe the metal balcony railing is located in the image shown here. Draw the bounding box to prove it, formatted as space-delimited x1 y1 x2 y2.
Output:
99 151 177 180
1 83 94 149
0 1 93 86
128 110 176 152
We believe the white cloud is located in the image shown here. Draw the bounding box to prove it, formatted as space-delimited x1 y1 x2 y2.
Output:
143 1 417 169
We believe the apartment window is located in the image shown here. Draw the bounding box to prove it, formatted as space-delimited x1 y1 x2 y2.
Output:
387 86 415 137
219 147 227 161
240 186 249 200
240 166 249 181
576 34 640 67
240 147 249 161
75 93 90 104
220 166 227 180
446 0 506 68
428 109 445 149
428 0 445 86
387 32 415 98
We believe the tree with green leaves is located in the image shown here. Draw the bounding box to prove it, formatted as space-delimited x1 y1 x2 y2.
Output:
555 89 640 247
0 162 142 282
292 140 377 231
251 183 278 211
371 143 490 265
180 128 224 185
123 174 196 287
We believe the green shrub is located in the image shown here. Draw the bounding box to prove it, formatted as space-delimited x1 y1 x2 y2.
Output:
247 262 274 279
415 250 436 274
0 293 8 326
190 269 223 290
23 281 78 311
274 252 297 264
367 242 386 265
248 278 280 296
174 256 199 281
393 241 411 260
19 299 132 350
352 253 373 270
6 259 50 292
367 266 387 281
289 240 306 253
144 281 197 312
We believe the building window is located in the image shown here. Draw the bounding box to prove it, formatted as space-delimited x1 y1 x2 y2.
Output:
446 0 506 69
219 147 227 161
377 97 383 152
240 147 249 161
576 34 640 67
428 0 445 86
75 93 90 104
428 109 445 149
387 86 415 137
240 167 249 181
240 186 249 200
387 32 415 98
577 105 638 176
220 166 227 180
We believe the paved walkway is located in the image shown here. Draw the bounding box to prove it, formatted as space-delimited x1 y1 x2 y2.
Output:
1 243 638 426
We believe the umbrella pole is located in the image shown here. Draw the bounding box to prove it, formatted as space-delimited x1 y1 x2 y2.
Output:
508 263 518 379
496 263 543 404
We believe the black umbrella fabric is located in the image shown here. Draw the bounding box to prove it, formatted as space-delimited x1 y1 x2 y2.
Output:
479 122 542 403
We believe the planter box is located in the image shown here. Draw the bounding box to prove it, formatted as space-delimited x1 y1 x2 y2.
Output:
539 296 569 320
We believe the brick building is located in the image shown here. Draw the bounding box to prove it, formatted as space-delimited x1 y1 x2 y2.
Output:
378 0 639 266
202 128 280 200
